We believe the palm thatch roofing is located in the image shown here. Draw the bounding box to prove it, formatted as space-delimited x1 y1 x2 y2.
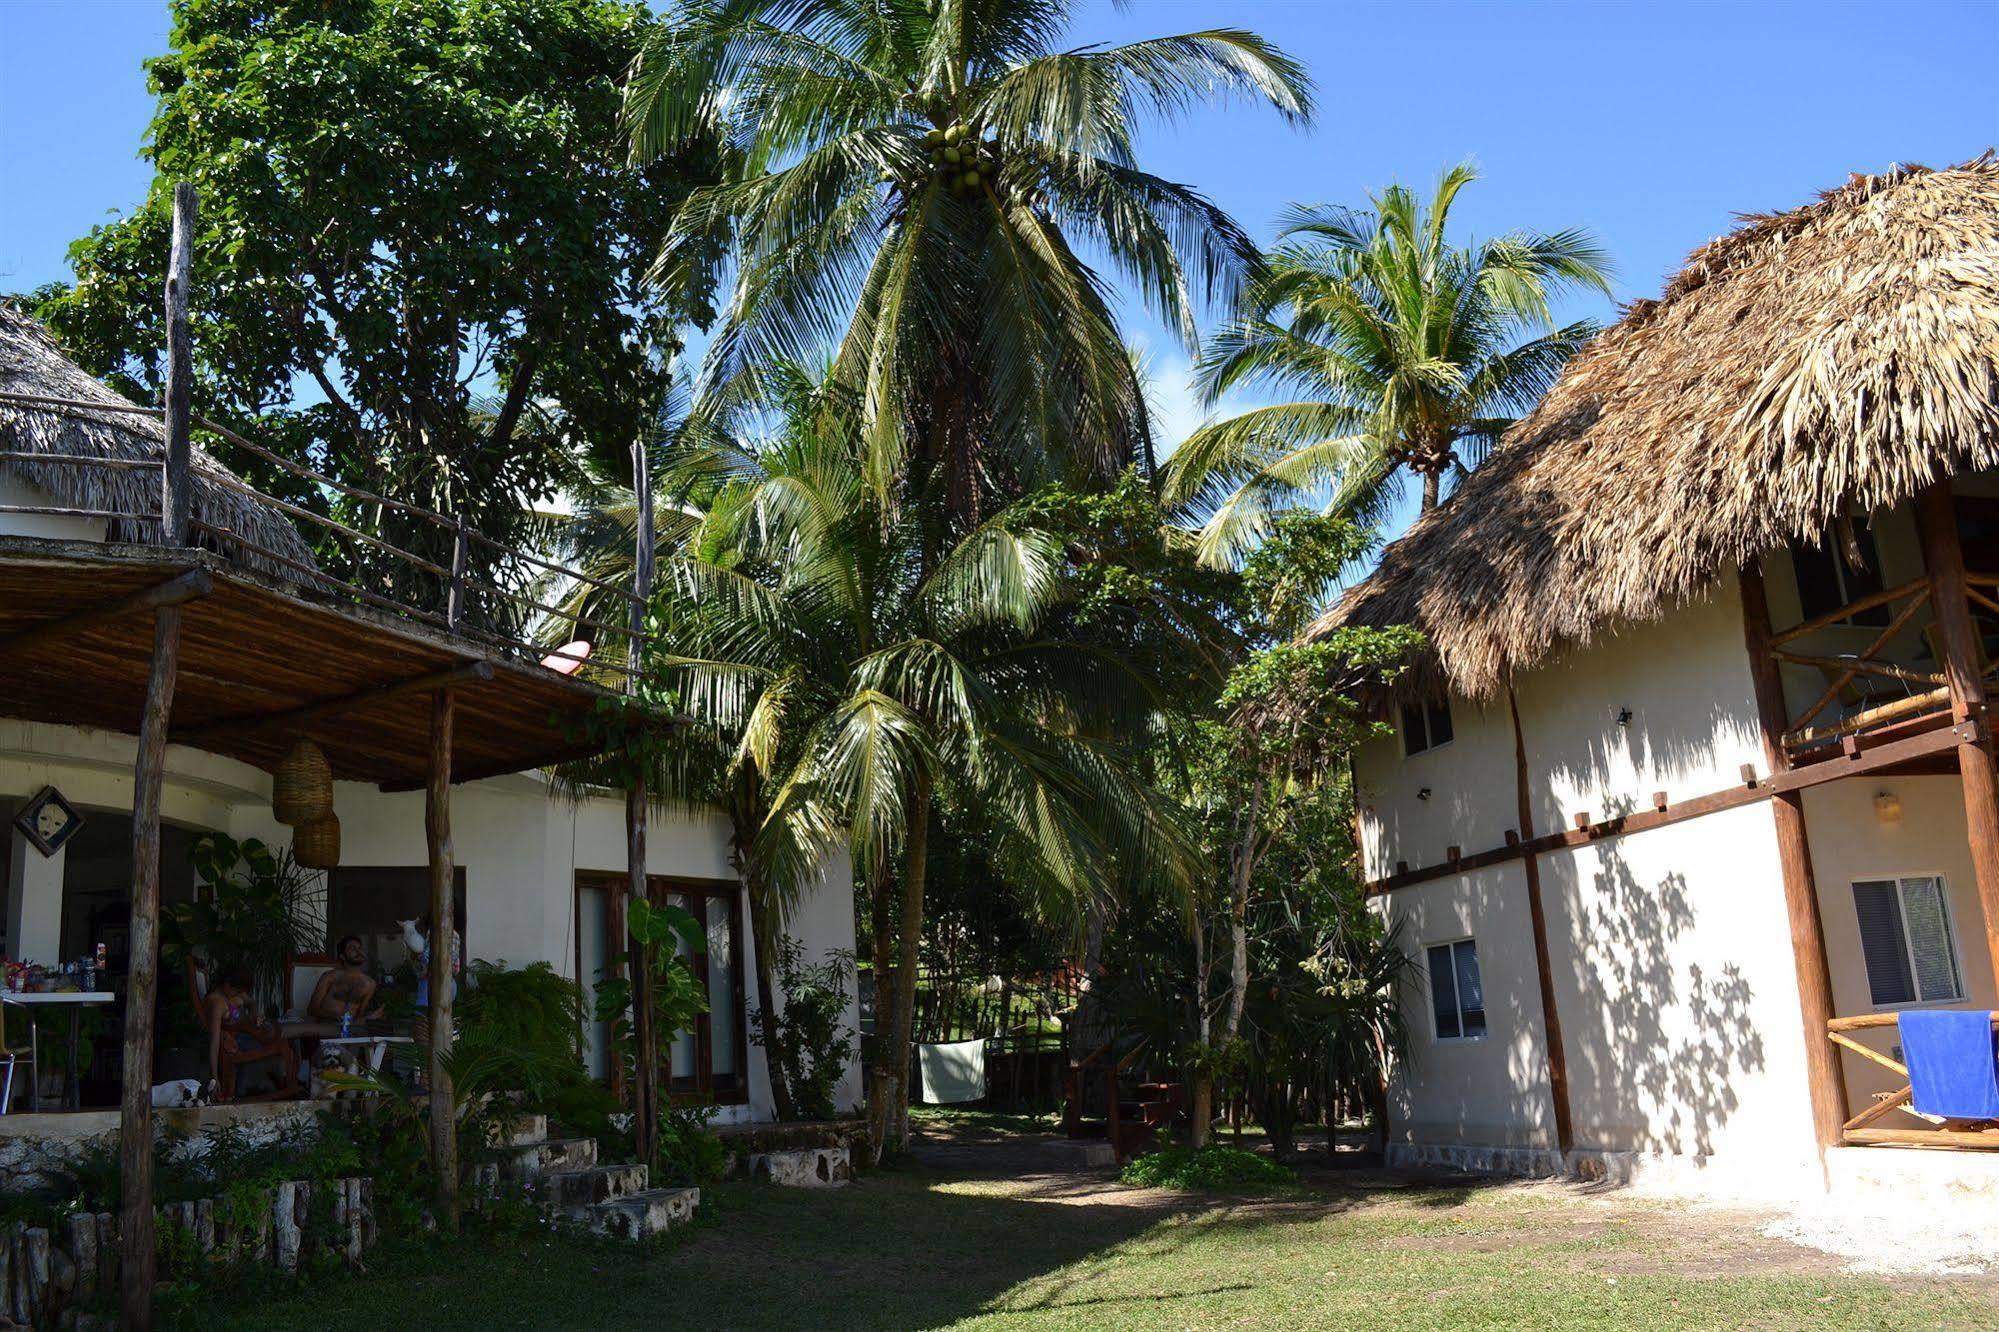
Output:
0 302 316 576
1308 155 1999 701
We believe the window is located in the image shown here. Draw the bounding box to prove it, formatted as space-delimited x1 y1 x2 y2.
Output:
1853 876 1963 1007
1401 698 1455 755
1427 939 1485 1040
1792 517 1888 626
574 874 748 1103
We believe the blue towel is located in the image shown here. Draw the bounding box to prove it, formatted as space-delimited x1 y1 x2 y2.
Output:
1899 1009 1999 1119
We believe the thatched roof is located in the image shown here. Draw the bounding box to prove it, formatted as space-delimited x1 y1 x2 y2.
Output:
0 303 317 577
1308 155 1999 699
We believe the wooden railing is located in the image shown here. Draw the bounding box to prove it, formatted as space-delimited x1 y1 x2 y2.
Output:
1766 569 1999 757
1828 1012 1999 1149
0 389 654 680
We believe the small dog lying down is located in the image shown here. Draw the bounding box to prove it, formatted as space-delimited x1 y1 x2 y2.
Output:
150 1078 215 1108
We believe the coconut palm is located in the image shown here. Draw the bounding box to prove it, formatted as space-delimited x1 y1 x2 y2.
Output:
1163 164 1615 565
624 0 1313 517
650 364 1191 1153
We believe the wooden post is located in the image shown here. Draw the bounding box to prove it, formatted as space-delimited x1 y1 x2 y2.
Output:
1508 688 1574 1156
446 514 469 631
626 436 658 1168
119 180 197 1332
1914 481 1999 994
1739 562 1849 1152
426 687 459 1224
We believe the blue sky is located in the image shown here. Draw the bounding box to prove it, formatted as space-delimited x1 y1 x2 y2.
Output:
3 0 1996 535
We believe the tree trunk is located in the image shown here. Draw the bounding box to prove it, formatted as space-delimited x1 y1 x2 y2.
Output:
426 687 459 1228
1420 468 1440 511
1223 776 1264 1042
1189 907 1212 1149
743 855 798 1122
865 866 898 1164
889 776 933 1154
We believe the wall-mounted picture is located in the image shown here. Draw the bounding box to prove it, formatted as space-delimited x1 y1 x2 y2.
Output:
13 785 83 858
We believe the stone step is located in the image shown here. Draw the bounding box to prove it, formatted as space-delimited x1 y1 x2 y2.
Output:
747 1147 851 1188
580 1186 699 1241
509 1136 598 1178
533 1162 649 1210
491 1113 549 1148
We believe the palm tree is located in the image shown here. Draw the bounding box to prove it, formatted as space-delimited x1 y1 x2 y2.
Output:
651 366 1191 1154
624 0 1313 518
1163 164 1614 565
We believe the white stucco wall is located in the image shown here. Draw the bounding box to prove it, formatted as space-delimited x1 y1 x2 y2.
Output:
0 472 108 543
1365 575 1825 1188
0 720 861 1122
1379 860 1558 1151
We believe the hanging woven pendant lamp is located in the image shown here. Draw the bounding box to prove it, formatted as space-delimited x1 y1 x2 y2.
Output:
272 738 333 825
292 811 341 869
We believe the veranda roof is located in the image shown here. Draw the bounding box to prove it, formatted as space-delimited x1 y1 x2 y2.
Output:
1308 156 1999 700
0 302 317 576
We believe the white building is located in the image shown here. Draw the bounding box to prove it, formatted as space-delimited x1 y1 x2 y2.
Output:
0 302 861 1123
1314 160 1999 1198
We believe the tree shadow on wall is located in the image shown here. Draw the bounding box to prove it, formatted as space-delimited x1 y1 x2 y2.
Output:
1560 836 1766 1159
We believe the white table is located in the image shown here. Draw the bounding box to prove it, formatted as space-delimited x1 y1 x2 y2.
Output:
311 1034 393 1098
2 991 116 1112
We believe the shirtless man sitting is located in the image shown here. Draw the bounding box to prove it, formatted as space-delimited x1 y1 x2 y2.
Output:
305 935 380 1031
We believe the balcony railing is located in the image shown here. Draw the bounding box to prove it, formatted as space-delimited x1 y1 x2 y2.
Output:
0 389 653 682
1827 1012 1999 1149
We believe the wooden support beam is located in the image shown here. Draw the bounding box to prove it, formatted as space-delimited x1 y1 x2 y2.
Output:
626 434 659 1171
1915 480 1999 998
426 687 459 1225
1740 561 1849 1153
0 567 211 659
1770 576 1929 645
173 659 492 745
120 180 196 1332
1843 1126 1999 1150
1842 1087 1913 1133
1509 688 1574 1156
1366 717 1973 895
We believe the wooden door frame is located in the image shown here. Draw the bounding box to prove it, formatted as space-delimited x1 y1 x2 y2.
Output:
574 870 749 1106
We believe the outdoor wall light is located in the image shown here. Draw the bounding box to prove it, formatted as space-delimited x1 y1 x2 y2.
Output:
1417 787 1433 802
1617 708 1634 727
1873 790 1903 823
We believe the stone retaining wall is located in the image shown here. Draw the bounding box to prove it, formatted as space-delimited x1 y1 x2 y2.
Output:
0 1176 376 1327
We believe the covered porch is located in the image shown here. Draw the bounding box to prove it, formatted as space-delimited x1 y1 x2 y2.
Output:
1745 478 1999 1155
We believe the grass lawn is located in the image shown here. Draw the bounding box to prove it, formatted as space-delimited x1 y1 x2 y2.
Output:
173 1147 1998 1331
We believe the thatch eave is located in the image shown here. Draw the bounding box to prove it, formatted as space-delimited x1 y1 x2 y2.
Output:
0 303 318 578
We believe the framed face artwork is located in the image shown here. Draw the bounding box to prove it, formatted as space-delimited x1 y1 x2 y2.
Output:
13 786 84 858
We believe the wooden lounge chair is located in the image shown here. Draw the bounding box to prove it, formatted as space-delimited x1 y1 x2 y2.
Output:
186 960 296 1101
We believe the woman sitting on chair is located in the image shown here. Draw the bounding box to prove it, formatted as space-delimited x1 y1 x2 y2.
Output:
204 966 300 1101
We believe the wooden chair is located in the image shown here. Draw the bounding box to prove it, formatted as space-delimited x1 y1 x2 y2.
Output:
1828 1011 1999 1148
0 1003 32 1115
187 960 294 1101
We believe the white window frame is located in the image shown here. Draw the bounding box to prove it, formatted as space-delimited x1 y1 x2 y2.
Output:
1850 871 1966 1012
1425 936 1486 1042
1401 698 1455 757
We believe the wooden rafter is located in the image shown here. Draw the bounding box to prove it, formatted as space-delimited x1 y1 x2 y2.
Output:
172 659 493 746
0 566 211 658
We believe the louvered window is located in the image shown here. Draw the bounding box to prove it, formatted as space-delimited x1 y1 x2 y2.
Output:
1853 876 1963 1007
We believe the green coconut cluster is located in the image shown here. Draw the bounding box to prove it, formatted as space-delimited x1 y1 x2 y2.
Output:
921 121 997 198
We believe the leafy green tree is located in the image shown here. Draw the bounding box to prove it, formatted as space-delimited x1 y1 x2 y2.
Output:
34 0 724 594
645 365 1190 1155
1164 164 1613 564
625 0 1312 521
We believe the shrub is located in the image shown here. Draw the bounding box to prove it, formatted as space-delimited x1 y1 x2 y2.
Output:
1119 1145 1293 1192
750 938 854 1120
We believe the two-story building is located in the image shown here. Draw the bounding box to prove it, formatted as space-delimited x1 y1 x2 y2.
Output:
1314 158 1999 1200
